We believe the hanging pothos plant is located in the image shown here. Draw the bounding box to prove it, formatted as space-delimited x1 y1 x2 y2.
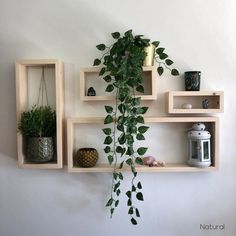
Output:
93 30 178 225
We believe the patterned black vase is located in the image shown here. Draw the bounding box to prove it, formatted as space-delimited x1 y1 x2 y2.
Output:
27 137 54 163
184 71 201 91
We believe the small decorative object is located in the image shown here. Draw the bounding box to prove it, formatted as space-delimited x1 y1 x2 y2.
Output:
182 103 192 109
75 148 98 167
87 87 96 96
142 156 165 167
184 71 201 91
187 123 211 168
202 99 209 109
143 44 156 66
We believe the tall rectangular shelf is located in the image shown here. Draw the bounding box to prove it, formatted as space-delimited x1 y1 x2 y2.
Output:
80 66 157 101
67 116 219 173
167 91 224 114
15 59 64 169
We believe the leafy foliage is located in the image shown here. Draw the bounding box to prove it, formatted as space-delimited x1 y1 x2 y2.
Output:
152 42 179 76
95 30 179 225
18 105 56 137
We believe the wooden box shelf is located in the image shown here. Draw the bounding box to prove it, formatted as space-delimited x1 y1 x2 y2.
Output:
67 116 219 173
80 66 157 101
15 59 64 169
167 91 224 114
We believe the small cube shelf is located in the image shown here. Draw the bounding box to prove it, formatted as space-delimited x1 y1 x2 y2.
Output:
67 116 219 173
167 91 224 114
15 59 64 169
80 66 157 101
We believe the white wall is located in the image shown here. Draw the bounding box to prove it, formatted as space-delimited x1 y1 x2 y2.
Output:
0 0 236 235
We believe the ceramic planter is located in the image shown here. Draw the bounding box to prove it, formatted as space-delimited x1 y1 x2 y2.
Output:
27 137 54 163
184 71 201 91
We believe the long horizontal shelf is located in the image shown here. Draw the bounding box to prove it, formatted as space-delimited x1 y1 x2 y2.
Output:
80 66 157 101
68 163 217 173
167 91 224 114
67 116 219 173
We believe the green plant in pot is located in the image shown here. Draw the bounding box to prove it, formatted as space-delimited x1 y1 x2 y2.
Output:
18 105 56 163
94 30 178 225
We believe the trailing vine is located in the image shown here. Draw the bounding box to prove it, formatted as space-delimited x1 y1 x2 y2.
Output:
93 30 178 225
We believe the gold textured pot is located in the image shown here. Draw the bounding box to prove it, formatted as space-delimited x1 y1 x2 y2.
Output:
75 148 98 167
143 44 156 66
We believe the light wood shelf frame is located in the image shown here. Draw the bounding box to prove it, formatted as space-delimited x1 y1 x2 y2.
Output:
15 59 64 169
67 116 219 173
167 91 224 114
80 66 157 101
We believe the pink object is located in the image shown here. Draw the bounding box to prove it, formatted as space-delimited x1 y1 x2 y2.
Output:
142 156 165 167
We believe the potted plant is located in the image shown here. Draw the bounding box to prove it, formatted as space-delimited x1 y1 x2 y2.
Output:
18 105 56 163
94 30 178 225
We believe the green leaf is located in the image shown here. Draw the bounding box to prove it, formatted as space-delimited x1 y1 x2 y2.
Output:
137 147 148 156
140 107 148 114
136 85 144 93
135 209 140 217
105 84 114 92
108 155 113 165
116 146 123 153
105 106 113 114
159 53 168 60
96 44 106 51
171 69 179 76
113 172 118 180
116 189 121 196
157 66 164 76
137 182 142 189
131 217 137 225
152 41 160 47
102 128 111 135
118 172 123 180
99 67 106 76
132 185 136 192
156 47 165 54
126 147 134 156
136 133 145 140
127 199 132 206
114 181 120 192
115 200 119 207
136 116 144 124
106 198 113 207
126 158 132 165
110 208 114 215
126 191 131 198
135 157 143 165
118 133 126 145
104 115 113 124
93 58 101 66
104 146 111 153
119 161 124 169
104 136 113 145
132 97 141 106
165 59 174 66
111 32 120 39
128 207 134 215
138 126 149 134
118 104 126 114
103 75 112 82
117 124 124 132
125 29 132 37
136 192 144 201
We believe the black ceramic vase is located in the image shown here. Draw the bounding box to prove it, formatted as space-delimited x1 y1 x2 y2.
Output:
184 71 201 91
